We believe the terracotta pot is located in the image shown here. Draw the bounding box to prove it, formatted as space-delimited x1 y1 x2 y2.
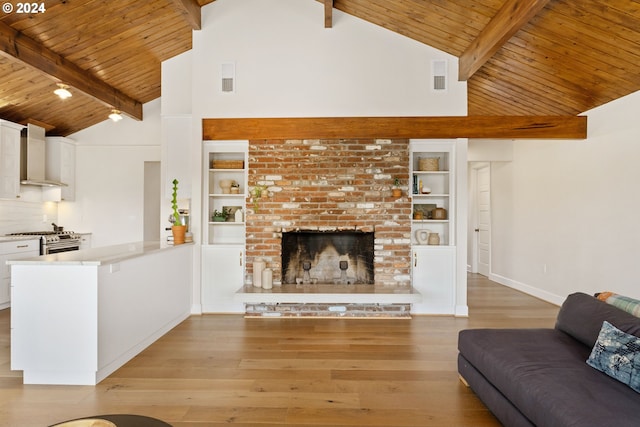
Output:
172 225 187 245
392 188 402 198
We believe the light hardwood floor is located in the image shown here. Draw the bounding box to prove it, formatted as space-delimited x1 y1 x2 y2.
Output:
0 274 560 427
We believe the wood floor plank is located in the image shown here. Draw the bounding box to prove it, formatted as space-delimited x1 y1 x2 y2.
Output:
0 274 560 426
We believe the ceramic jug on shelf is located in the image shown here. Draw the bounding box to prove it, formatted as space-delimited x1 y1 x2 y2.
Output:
427 233 440 246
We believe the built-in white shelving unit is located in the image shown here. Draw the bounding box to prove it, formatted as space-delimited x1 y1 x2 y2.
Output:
203 141 248 245
410 139 457 315
201 140 248 313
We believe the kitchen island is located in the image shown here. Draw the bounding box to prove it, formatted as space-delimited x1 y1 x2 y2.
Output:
8 241 193 385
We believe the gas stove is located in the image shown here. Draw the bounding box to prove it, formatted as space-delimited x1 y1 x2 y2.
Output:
7 231 81 254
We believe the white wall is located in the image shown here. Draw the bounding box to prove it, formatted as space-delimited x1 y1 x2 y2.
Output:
191 0 466 119
485 90 640 303
0 198 58 236
58 100 161 247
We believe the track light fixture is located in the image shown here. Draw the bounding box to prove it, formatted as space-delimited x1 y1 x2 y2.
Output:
109 109 123 122
54 83 72 99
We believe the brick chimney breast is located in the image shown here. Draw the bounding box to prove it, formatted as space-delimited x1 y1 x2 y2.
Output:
246 139 411 287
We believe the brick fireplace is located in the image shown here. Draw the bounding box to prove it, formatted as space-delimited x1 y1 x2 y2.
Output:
245 138 411 288
281 230 375 285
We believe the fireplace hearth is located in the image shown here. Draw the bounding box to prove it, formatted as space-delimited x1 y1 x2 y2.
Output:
281 231 374 285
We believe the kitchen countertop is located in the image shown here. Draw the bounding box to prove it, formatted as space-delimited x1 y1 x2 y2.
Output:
0 236 42 243
7 241 193 266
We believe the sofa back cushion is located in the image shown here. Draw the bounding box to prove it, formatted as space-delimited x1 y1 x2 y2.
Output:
555 292 640 348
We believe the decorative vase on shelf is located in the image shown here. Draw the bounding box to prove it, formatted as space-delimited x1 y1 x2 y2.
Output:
262 268 273 289
427 232 440 246
253 258 266 288
219 179 234 194
415 229 430 245
432 207 447 220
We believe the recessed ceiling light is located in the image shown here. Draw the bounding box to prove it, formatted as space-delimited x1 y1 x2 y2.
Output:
54 83 72 99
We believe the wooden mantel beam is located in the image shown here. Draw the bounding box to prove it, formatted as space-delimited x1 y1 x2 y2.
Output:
202 116 587 140
0 21 143 120
170 0 202 30
325 0 333 28
458 0 550 81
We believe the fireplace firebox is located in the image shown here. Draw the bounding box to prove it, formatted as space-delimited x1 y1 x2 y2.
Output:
281 231 374 285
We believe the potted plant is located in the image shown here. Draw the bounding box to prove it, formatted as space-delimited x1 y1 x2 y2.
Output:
392 177 402 198
230 181 240 194
212 209 227 222
251 185 266 212
171 179 187 244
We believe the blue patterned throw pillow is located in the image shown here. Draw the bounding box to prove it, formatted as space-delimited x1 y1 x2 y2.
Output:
587 321 640 392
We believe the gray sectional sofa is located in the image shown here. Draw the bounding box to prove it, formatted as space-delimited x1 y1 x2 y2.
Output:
458 292 640 427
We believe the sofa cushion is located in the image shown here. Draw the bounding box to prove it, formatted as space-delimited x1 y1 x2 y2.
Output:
596 292 640 317
555 292 640 348
587 321 640 393
458 328 640 427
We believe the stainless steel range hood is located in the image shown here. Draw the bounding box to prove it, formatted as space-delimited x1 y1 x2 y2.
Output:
20 124 67 187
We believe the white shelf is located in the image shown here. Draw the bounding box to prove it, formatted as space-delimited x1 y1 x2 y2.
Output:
203 141 248 246
207 221 245 225
410 140 455 247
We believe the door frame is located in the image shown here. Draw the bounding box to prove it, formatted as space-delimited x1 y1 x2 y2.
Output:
468 162 490 275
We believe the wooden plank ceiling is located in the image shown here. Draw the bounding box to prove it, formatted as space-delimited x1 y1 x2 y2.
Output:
0 0 638 136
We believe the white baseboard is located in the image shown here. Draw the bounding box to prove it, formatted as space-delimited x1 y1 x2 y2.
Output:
489 273 565 306
455 304 469 317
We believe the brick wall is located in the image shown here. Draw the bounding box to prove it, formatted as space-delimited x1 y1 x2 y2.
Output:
246 139 411 287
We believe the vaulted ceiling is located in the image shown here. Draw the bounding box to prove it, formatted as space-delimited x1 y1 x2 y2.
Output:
0 0 638 136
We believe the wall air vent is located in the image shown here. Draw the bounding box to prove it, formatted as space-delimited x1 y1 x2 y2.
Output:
431 59 447 92
221 63 235 93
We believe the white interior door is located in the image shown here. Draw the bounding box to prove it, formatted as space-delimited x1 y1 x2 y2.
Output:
476 166 491 276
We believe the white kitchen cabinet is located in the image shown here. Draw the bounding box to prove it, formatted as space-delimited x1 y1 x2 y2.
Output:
0 120 24 200
79 233 92 250
0 239 39 309
411 245 455 315
46 137 76 201
10 242 192 384
201 245 244 313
